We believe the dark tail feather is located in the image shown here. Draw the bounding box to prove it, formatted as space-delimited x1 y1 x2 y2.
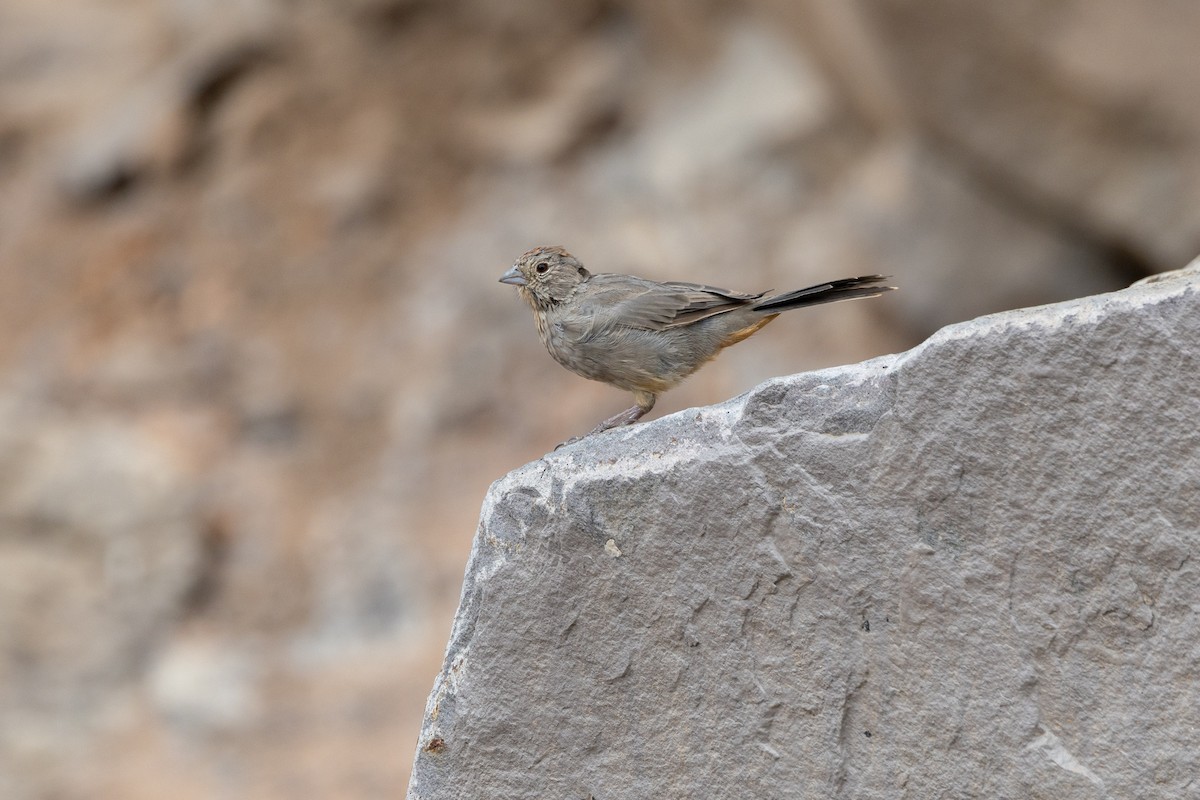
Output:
753 275 895 313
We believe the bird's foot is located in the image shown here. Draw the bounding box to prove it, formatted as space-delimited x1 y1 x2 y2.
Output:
553 402 652 450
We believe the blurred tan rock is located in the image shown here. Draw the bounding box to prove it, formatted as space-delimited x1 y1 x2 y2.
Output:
780 139 1119 331
0 412 203 783
458 30 629 166
149 635 263 731
631 21 833 193
50 0 279 200
858 0 1200 267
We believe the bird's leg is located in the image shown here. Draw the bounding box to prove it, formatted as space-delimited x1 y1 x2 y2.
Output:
590 402 651 433
556 392 656 449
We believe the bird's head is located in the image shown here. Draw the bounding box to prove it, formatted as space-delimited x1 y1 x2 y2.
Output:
499 246 590 308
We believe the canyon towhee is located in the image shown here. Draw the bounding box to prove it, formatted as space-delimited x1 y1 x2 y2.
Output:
500 246 895 445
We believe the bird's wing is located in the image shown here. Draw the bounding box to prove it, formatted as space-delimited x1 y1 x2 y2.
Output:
575 275 764 332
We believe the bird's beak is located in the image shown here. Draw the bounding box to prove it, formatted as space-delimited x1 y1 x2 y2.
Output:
498 266 526 286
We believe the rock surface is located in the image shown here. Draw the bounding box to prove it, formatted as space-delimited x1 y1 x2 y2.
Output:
409 264 1200 799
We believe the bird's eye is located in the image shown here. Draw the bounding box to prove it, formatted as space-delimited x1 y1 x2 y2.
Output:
535 262 549 274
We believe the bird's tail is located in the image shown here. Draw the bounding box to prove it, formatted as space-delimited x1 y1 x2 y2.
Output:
753 275 895 313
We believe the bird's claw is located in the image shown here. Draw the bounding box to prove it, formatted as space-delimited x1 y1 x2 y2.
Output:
553 436 583 451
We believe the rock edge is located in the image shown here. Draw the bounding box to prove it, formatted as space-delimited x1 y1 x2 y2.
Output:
409 262 1199 799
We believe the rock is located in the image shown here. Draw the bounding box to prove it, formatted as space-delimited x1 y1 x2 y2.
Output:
779 140 1123 332
408 262 1200 799
858 0 1200 269
457 30 629 166
3 1 1197 795
630 21 833 193
0 413 203 770
55 0 277 201
148 635 262 731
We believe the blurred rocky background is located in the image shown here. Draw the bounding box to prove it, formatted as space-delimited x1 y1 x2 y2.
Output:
0 1 1196 797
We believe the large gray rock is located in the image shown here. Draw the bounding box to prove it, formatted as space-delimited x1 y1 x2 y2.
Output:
409 262 1200 799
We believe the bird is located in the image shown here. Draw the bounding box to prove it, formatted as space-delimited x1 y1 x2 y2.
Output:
499 246 894 446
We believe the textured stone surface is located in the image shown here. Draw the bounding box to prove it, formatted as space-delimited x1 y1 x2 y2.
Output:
409 263 1200 799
